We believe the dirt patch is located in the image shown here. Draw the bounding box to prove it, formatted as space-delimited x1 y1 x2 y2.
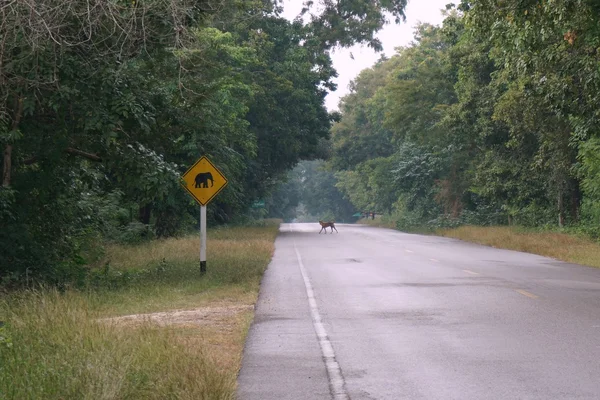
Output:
102 304 254 328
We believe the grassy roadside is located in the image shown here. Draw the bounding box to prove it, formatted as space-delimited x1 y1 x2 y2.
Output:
438 226 600 268
359 215 600 268
0 222 280 400
357 217 397 229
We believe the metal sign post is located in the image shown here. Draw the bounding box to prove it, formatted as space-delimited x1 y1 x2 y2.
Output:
200 205 207 274
181 156 228 275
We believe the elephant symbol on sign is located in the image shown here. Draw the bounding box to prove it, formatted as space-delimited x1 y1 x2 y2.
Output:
195 172 214 188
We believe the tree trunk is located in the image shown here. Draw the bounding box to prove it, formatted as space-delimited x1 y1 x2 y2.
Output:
3 96 24 187
138 204 152 225
558 192 565 227
570 182 581 222
2 144 12 187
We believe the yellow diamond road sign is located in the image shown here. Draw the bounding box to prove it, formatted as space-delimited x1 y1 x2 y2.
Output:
181 156 228 206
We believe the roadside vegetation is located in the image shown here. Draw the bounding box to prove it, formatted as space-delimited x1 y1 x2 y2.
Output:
0 223 279 400
1 0 410 286
357 216 397 230
275 2 600 264
6 0 600 395
323 2 600 237
355 217 600 269
438 226 600 269
1 1 415 398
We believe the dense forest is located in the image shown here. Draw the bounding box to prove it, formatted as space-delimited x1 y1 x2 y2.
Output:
0 0 409 283
296 0 600 235
4 0 600 284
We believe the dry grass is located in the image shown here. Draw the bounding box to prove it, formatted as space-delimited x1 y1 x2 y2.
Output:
0 291 240 400
358 217 397 229
89 225 279 317
169 307 254 374
104 226 275 271
438 226 600 268
0 222 280 400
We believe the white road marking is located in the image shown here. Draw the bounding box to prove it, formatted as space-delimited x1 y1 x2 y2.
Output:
429 258 439 262
463 269 480 276
405 249 414 253
293 229 349 400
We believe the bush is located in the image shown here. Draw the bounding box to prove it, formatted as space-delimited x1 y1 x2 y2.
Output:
395 211 428 232
115 222 155 245
575 199 600 238
459 206 507 226
426 214 462 230
0 179 84 283
510 203 557 227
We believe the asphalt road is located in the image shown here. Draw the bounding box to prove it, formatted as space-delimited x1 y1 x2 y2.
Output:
237 223 600 400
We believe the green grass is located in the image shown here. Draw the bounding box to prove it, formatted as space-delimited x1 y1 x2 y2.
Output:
0 222 280 400
88 225 279 316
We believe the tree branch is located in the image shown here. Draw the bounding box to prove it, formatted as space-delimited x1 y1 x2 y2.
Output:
65 147 102 161
23 147 102 165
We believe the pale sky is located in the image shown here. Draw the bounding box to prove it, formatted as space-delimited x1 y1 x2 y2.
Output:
282 0 450 110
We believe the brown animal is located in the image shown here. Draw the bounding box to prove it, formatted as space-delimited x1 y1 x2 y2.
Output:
319 220 338 234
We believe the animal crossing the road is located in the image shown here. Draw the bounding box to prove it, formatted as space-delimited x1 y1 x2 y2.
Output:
318 220 338 234
238 223 600 400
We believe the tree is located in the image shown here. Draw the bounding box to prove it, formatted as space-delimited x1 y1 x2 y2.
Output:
330 57 399 171
298 161 356 222
300 0 408 51
0 0 416 283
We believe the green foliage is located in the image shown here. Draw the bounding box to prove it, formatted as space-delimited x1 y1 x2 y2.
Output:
1 0 411 284
296 161 356 222
390 144 445 218
383 23 457 145
578 199 600 238
329 3 600 235
578 137 600 200
267 175 302 222
301 0 408 51
330 57 398 170
394 209 429 232
331 19 461 224
268 160 356 222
